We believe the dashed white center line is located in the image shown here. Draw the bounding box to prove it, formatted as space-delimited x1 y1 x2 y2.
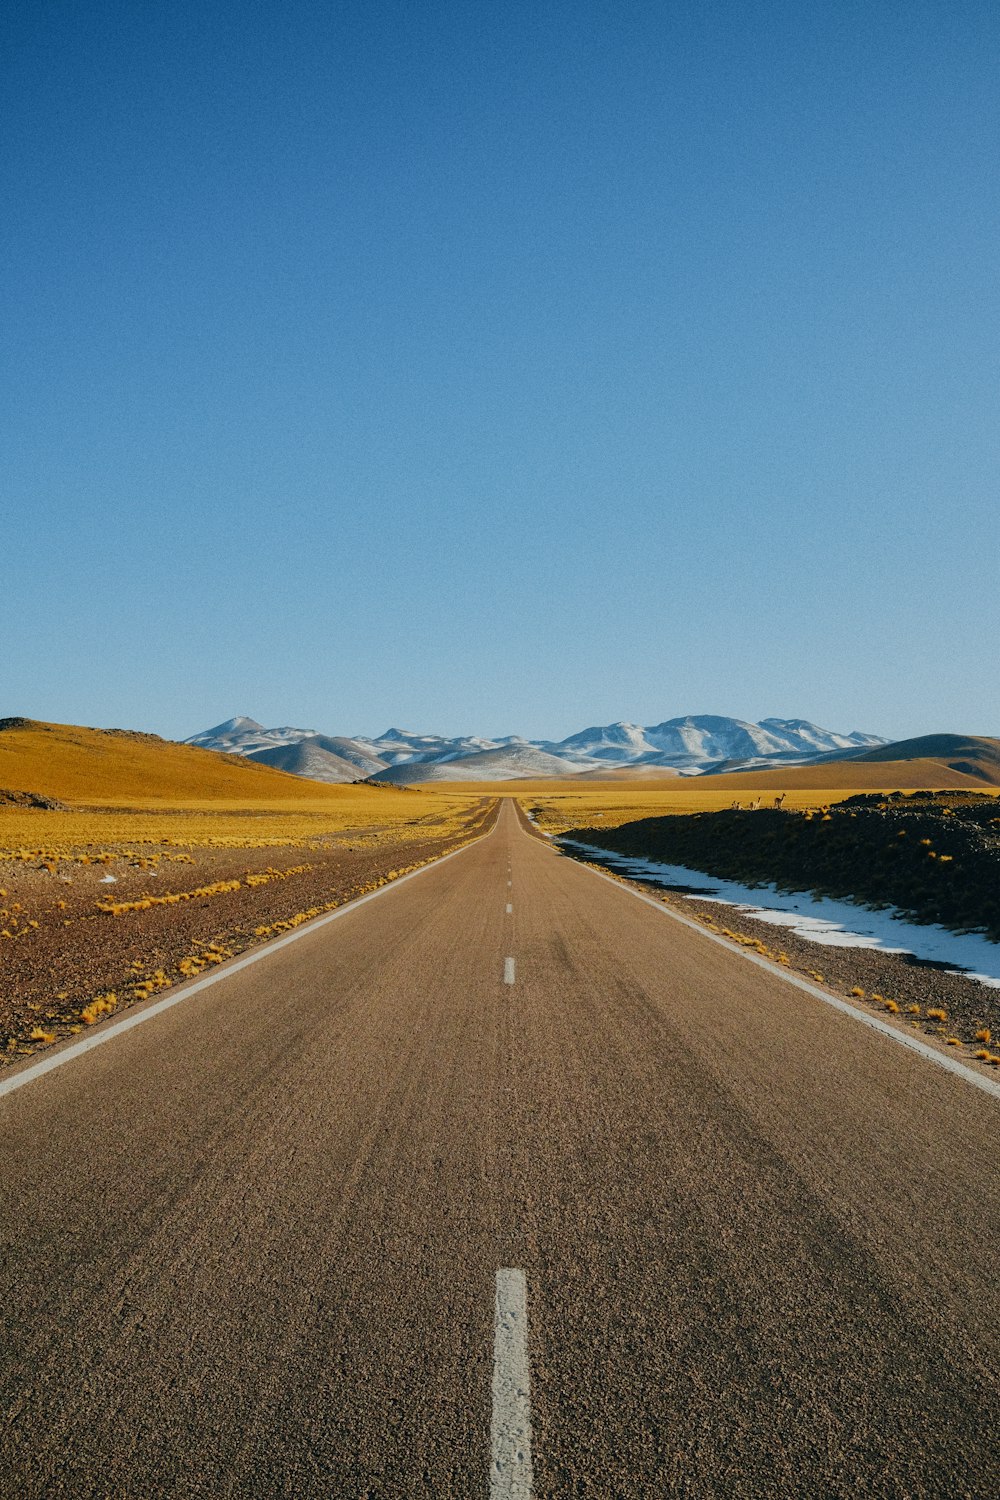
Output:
503 957 516 985
506 903 513 915
491 1269 533 1498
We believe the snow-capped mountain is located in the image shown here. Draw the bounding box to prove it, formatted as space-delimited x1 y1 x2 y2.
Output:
185 717 319 757
637 715 882 767
243 734 389 783
184 715 887 783
350 728 517 767
759 717 881 753
371 743 585 784
548 722 656 762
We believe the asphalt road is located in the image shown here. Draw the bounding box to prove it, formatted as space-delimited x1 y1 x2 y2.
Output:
1 799 997 1497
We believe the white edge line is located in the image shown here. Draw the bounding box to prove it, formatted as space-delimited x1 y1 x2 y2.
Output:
491 1268 533 1499
557 846 1000 1102
0 821 498 1103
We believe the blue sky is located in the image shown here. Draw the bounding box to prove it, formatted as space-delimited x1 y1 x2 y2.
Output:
3 1 997 742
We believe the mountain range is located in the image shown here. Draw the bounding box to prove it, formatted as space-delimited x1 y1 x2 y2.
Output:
183 715 888 784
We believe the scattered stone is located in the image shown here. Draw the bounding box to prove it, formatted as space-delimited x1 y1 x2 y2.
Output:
0 789 67 810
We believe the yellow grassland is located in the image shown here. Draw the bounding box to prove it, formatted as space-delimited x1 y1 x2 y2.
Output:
700 759 999 791
512 785 869 834
449 777 999 835
0 720 483 859
0 718 395 807
0 798 476 862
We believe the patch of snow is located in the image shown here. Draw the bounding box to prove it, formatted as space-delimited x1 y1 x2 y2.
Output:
559 839 1000 987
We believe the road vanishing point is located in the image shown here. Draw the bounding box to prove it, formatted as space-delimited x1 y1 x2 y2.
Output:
1 800 998 1496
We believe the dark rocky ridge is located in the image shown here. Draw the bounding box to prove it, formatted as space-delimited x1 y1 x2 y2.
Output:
564 792 1000 941
0 789 67 809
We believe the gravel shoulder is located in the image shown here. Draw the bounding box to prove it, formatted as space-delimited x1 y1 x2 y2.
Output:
1 799 496 1062
556 842 1000 1080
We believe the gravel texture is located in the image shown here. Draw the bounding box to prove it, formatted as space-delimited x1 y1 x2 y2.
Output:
560 842 1000 1077
1 800 495 1061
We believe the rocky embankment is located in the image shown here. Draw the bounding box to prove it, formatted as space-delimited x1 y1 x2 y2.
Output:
0 789 66 809
556 792 1000 1064
566 792 1000 940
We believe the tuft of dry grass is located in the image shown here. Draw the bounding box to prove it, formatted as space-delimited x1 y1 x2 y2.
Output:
97 879 243 916
80 993 118 1025
1 779 496 1063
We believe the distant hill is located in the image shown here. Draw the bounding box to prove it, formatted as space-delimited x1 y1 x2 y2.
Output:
245 735 387 784
7 717 994 798
831 734 1000 784
693 734 1000 793
566 764 685 781
0 718 349 806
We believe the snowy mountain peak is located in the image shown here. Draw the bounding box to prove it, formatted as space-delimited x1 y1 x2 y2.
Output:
202 716 265 737
758 718 881 753
184 713 887 783
184 718 317 758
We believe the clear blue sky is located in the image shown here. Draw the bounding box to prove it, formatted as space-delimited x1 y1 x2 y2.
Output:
3 0 997 743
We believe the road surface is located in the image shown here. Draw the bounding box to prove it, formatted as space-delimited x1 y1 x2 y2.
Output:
1 799 997 1496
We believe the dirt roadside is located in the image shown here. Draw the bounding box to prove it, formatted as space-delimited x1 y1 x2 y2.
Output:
511 800 1000 1074
560 846 1000 1076
1 799 497 1062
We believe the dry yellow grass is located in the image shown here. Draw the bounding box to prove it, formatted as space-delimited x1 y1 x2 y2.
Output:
487 782 887 835
0 718 348 805
0 723 499 1062
0 800 471 859
441 774 999 836
676 759 999 792
0 719 482 861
